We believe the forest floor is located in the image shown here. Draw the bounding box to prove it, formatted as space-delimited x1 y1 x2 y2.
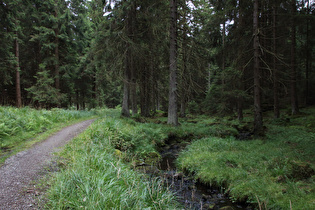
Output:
0 119 94 210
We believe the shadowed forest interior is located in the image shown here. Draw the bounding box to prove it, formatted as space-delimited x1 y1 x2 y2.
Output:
1 0 314 130
1 1 315 209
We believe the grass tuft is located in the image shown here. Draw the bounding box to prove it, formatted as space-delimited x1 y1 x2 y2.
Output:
46 112 178 209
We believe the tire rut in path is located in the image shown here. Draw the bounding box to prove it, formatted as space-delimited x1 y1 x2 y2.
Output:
0 119 95 210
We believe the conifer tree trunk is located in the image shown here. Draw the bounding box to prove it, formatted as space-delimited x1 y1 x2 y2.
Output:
54 5 60 90
273 1 280 118
55 35 60 90
168 0 178 126
180 58 187 118
122 57 130 117
237 0 244 122
121 1 136 117
15 30 22 108
290 0 299 115
222 18 225 78
305 0 310 105
130 66 137 116
129 3 137 116
180 10 188 118
150 61 156 115
253 0 263 135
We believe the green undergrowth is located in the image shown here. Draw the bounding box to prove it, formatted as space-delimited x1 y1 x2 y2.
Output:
0 106 97 164
44 107 315 209
46 110 178 209
177 107 315 209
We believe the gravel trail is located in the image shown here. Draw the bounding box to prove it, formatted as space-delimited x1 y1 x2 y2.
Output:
0 119 95 209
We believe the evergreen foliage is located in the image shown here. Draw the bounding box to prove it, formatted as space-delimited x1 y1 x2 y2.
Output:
1 0 314 125
1 0 315 208
26 69 66 107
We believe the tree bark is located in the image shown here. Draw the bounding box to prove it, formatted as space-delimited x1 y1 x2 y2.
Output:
237 0 244 122
54 6 60 90
15 30 22 108
76 90 80 110
121 59 130 117
168 0 178 126
121 1 137 117
140 65 151 117
273 1 280 118
129 2 137 116
253 0 263 135
180 10 188 118
290 0 299 115
305 0 310 105
222 17 225 80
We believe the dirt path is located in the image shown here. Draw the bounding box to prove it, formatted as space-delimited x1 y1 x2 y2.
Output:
0 119 95 210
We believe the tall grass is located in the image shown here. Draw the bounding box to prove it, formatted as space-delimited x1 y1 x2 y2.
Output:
44 107 315 209
0 106 96 152
46 112 178 209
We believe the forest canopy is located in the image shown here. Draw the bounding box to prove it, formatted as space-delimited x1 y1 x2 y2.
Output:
0 0 314 133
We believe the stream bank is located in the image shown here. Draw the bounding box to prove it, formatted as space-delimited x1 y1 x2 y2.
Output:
137 136 253 209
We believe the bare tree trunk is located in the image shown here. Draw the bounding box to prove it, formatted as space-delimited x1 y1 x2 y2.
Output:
130 73 137 116
290 0 299 115
273 1 280 118
129 2 137 116
237 0 244 122
305 0 310 105
222 18 225 79
54 7 60 90
180 11 188 118
130 52 137 116
15 30 22 108
253 0 263 135
122 1 137 117
76 91 80 110
54 35 60 90
208 63 211 92
121 57 130 117
168 0 178 126
140 65 151 117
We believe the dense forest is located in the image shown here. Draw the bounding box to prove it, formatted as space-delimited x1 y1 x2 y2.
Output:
1 1 315 208
1 0 314 134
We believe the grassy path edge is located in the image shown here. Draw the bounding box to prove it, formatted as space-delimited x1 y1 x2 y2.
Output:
0 116 98 166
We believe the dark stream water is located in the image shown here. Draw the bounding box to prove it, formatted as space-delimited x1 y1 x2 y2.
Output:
139 142 253 210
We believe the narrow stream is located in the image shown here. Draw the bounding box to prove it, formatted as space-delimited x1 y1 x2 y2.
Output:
139 141 253 209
